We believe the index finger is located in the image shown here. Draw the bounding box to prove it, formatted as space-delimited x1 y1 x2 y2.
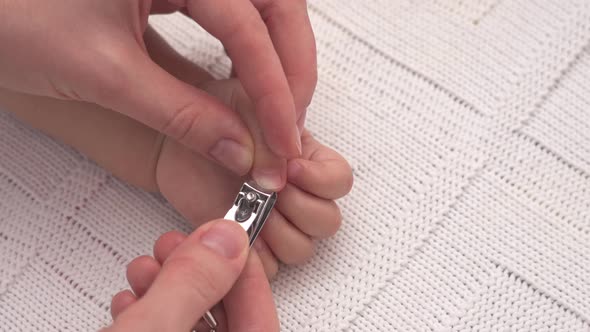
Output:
252 0 317 117
183 0 301 159
224 251 280 332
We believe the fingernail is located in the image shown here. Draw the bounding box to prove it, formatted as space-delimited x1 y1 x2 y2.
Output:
252 168 283 191
200 221 248 259
287 160 303 180
295 128 303 156
209 139 252 175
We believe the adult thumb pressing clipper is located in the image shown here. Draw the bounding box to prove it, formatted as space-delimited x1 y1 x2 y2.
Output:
200 182 277 332
104 182 279 332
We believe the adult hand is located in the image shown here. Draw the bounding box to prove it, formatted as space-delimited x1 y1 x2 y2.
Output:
0 0 316 180
103 220 279 332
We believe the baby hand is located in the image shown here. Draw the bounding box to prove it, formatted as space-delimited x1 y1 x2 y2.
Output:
156 79 353 277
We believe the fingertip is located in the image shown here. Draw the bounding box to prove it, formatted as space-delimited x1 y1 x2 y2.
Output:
126 256 161 297
276 185 343 238
253 239 280 279
340 161 355 196
111 290 137 320
331 154 355 197
260 210 316 264
322 204 343 239
154 231 187 264
287 159 304 181
287 158 354 200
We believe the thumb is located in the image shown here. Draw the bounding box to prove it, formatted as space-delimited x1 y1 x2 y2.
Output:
88 46 254 176
200 79 287 192
109 220 249 332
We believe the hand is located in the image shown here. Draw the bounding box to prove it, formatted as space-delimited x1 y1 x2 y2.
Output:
0 76 353 277
104 220 279 332
157 79 353 276
0 30 352 276
0 0 317 178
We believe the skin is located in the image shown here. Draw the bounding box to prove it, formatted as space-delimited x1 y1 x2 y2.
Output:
0 0 318 187
0 26 353 330
0 26 353 273
103 220 281 332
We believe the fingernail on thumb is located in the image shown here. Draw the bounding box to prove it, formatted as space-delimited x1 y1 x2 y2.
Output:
252 168 283 192
200 221 248 259
209 139 253 176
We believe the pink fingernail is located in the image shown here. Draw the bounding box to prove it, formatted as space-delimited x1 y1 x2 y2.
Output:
252 168 283 191
209 139 253 176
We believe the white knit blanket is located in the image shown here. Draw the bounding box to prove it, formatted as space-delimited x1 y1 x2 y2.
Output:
1 1 590 331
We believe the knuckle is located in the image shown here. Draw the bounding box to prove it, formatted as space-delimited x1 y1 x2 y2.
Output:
160 101 205 146
127 255 152 274
85 40 133 102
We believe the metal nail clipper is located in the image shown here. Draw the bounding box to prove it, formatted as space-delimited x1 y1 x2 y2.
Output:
195 182 277 332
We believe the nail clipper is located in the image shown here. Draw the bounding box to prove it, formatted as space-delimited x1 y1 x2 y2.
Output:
196 182 277 332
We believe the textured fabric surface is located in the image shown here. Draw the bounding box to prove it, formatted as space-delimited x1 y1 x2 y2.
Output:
1 1 590 331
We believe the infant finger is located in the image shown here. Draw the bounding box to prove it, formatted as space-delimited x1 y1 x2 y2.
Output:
253 238 279 279
126 256 161 298
260 209 315 265
153 230 187 264
110 290 137 320
287 158 353 200
277 184 342 239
